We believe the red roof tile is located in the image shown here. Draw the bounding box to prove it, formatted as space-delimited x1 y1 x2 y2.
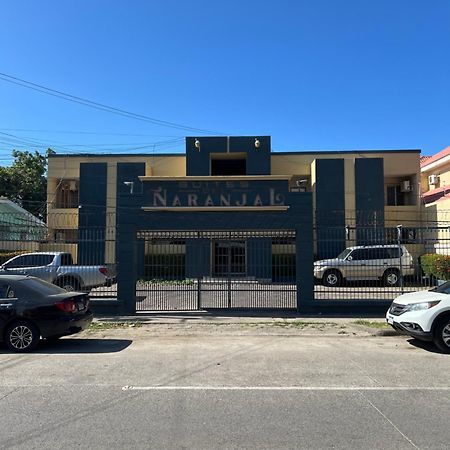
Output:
421 146 450 168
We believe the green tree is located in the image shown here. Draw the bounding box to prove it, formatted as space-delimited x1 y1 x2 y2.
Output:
0 148 55 215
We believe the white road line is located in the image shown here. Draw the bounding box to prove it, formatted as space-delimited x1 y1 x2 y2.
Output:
122 385 450 391
357 390 420 449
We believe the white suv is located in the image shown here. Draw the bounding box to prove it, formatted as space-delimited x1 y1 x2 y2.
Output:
386 282 450 353
314 245 414 287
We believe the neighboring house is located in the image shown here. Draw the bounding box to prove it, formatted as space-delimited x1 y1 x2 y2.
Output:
420 146 450 205
419 146 450 254
0 197 47 242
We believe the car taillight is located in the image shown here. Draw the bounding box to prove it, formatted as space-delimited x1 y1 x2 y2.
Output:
99 267 108 276
55 300 77 313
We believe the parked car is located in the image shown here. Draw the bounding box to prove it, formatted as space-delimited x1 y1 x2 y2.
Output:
314 245 414 287
386 281 450 353
0 274 93 352
1 252 114 292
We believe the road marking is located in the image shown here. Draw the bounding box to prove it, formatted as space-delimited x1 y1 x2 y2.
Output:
357 390 420 449
122 385 450 391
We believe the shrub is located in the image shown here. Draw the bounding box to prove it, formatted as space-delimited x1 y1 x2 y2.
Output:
420 254 450 280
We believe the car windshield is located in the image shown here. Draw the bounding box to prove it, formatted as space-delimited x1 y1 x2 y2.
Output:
336 249 352 260
430 281 450 294
18 278 67 296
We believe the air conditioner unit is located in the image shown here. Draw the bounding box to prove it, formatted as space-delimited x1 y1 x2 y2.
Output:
428 174 438 185
400 180 412 192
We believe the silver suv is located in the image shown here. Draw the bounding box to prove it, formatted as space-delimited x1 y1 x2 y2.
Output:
314 245 414 287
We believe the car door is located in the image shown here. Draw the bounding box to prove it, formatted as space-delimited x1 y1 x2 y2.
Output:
344 249 370 280
0 281 17 335
370 248 390 279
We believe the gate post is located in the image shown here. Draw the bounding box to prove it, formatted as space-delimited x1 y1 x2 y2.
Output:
116 224 137 315
295 219 314 311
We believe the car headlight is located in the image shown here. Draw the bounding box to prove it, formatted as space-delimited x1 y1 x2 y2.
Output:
405 301 440 312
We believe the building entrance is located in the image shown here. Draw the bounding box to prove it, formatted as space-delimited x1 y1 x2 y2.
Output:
135 230 297 311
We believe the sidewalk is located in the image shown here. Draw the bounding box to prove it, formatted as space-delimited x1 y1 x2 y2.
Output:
87 311 396 339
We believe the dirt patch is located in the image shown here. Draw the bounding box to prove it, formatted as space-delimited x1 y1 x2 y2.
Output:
79 318 396 340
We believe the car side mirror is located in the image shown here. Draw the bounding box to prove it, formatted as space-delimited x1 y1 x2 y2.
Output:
347 256 353 261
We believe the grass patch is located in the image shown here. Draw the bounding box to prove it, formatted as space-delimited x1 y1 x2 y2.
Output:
353 320 389 329
88 321 142 331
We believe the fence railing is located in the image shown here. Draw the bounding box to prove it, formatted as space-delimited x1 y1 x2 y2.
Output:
313 221 450 302
2 209 450 308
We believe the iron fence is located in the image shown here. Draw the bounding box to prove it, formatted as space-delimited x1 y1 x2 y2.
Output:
0 212 117 299
135 230 297 311
313 221 450 302
2 209 450 310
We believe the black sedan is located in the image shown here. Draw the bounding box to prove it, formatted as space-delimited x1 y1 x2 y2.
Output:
0 275 93 352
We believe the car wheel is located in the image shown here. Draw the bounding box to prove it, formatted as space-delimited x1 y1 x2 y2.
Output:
58 278 80 292
383 269 400 287
5 321 40 353
322 270 342 287
433 317 450 354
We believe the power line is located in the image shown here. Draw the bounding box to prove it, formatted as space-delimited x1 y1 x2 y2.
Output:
0 128 183 138
0 72 225 135
0 131 186 155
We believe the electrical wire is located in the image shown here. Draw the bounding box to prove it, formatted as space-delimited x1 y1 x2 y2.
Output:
0 72 225 135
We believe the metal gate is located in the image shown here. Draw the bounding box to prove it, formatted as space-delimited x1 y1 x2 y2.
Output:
135 230 297 311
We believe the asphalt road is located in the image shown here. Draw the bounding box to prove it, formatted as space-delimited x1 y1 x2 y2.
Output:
1 331 449 449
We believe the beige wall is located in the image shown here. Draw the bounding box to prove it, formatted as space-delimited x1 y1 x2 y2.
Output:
385 206 421 227
47 151 421 257
47 154 186 263
47 208 78 230
0 241 39 252
420 155 450 192
271 151 419 178
47 155 186 179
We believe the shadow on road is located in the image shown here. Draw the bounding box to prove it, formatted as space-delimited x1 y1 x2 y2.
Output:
407 338 447 355
0 338 133 355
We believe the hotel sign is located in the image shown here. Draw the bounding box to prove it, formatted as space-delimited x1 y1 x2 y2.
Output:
143 180 287 208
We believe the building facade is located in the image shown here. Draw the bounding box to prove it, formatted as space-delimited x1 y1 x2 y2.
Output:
46 136 421 311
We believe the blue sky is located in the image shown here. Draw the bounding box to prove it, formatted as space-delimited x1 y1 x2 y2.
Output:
0 0 449 164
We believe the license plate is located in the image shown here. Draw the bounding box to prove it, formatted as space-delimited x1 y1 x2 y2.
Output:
387 315 394 325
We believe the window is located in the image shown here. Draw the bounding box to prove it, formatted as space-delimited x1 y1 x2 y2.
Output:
18 278 66 296
0 283 15 298
211 158 246 175
385 247 402 258
55 229 78 243
5 254 54 268
60 253 74 266
349 249 369 261
55 180 79 208
386 185 405 206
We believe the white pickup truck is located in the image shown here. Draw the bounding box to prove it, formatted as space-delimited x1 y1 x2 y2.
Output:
1 252 114 292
